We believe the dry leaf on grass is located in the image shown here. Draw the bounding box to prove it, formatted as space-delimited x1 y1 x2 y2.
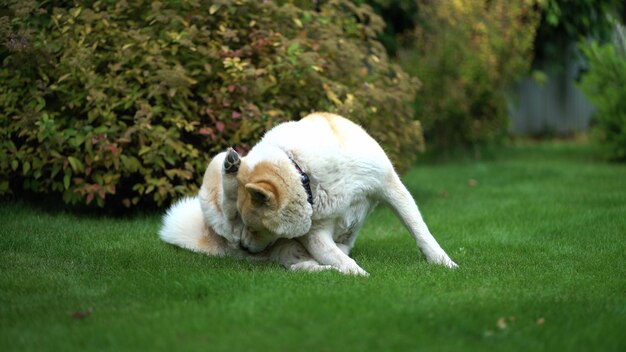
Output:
71 308 93 320
497 316 507 330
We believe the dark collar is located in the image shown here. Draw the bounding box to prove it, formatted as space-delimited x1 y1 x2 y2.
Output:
288 156 313 205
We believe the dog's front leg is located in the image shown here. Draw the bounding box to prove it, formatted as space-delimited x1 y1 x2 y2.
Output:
269 239 336 273
298 221 369 276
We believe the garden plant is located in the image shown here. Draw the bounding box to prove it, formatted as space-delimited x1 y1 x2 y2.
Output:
0 0 421 208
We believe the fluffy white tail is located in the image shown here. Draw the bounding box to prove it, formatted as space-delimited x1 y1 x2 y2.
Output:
159 196 227 256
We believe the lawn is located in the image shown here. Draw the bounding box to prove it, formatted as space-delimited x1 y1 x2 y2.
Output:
1 141 624 351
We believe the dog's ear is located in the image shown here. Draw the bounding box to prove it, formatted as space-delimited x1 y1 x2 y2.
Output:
245 182 275 206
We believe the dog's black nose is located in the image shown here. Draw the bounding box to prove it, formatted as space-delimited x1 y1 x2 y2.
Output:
238 241 250 252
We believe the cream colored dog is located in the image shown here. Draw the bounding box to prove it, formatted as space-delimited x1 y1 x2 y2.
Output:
233 112 457 276
159 150 334 272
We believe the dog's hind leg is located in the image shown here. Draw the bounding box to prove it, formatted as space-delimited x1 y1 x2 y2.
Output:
221 148 241 222
382 172 458 268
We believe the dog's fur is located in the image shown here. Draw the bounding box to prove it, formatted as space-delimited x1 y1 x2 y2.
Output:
233 112 457 275
159 151 334 272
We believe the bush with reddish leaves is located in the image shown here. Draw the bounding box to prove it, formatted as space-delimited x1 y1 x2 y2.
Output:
0 0 422 207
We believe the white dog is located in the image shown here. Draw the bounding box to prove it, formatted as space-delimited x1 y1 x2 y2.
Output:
159 150 334 272
233 112 457 275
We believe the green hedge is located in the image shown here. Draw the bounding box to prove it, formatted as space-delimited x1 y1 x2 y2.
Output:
0 0 422 207
579 34 626 161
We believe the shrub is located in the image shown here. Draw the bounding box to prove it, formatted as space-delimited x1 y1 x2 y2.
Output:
403 0 542 151
360 0 419 56
579 28 626 161
0 0 421 207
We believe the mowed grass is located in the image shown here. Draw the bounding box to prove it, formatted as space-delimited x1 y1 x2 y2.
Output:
1 141 625 351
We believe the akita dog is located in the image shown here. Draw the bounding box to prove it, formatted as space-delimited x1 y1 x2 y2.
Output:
231 112 457 276
159 150 334 272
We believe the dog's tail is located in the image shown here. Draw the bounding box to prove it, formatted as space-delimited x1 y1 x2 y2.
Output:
159 196 228 256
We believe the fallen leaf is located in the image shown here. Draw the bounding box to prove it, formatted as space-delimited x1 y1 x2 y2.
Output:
536 317 545 325
497 316 507 330
468 179 478 187
71 308 93 320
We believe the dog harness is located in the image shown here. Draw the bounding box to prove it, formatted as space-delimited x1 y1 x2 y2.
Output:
288 156 313 206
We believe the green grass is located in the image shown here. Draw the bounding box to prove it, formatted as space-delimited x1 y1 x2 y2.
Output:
1 141 625 351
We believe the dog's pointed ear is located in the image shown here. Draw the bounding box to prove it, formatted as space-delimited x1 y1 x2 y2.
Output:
245 183 275 206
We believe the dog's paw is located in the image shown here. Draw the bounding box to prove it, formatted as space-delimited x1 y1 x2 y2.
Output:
289 261 335 273
429 254 458 269
223 148 240 174
338 263 370 277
